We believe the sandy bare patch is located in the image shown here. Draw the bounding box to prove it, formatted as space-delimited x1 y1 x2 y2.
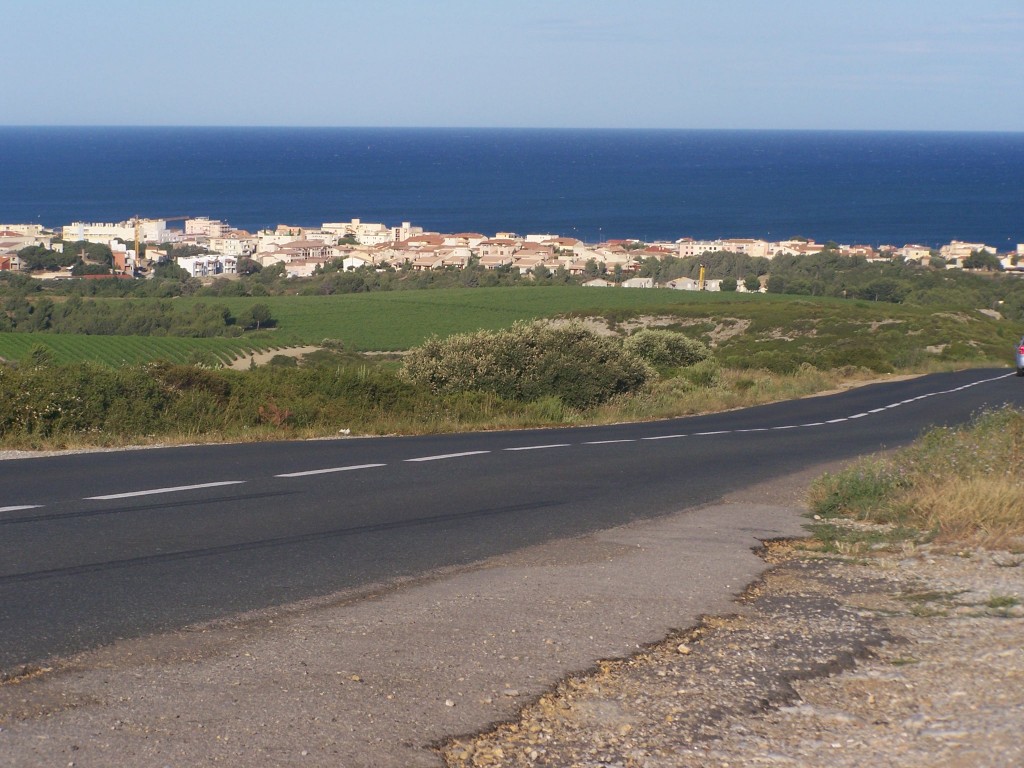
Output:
226 345 321 370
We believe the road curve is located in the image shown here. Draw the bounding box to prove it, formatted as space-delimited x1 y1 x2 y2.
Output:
1 368 1022 672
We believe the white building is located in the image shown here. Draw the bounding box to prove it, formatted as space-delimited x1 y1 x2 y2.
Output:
185 217 230 238
321 218 421 246
939 240 997 260
0 229 51 254
677 239 727 258
664 277 722 291
621 277 655 288
341 254 376 270
897 244 933 263
0 224 47 237
209 231 255 257
676 238 770 259
176 254 236 277
62 219 169 245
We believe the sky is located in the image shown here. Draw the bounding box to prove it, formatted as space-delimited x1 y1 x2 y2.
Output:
4 0 1022 131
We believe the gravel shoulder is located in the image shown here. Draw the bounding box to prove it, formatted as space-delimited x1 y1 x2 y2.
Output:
2 461 1020 767
440 528 1024 767
0 477 809 767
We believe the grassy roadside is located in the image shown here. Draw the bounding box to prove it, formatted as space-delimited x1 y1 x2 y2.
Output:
0 355 906 452
806 407 1024 552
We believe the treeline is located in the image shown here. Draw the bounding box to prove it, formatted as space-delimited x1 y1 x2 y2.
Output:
15 241 114 272
0 296 274 336
764 251 1024 318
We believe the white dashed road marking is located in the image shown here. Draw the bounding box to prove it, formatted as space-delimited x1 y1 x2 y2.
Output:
405 451 491 462
276 464 387 478
18 372 1012 510
85 481 246 500
504 444 572 451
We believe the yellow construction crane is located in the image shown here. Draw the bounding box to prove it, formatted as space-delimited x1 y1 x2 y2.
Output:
698 263 707 291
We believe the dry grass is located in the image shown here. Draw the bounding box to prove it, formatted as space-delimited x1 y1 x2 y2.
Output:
904 475 1024 549
810 407 1024 550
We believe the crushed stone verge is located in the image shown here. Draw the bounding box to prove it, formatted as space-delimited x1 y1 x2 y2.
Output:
439 540 1024 767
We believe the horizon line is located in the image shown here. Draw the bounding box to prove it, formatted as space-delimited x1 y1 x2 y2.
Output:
1 124 1022 136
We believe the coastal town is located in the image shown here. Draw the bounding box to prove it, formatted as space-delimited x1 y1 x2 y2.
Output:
1 216 1022 289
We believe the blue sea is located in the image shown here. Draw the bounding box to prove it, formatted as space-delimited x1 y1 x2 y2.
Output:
1 127 1021 248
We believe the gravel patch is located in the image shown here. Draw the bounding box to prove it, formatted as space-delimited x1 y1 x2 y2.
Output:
440 541 1024 767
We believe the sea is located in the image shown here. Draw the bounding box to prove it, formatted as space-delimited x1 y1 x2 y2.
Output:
1 127 1022 249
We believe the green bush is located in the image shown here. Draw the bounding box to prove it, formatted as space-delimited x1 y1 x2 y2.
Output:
623 329 711 369
268 354 299 367
0 361 172 438
680 359 721 388
401 321 652 408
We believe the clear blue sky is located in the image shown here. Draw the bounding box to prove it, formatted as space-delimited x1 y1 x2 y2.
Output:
6 0 1022 131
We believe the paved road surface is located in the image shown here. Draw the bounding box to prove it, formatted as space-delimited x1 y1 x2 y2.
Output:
2 368 1021 673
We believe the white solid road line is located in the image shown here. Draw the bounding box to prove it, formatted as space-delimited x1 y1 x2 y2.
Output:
276 464 387 478
85 481 246 500
405 451 491 462
0 505 42 513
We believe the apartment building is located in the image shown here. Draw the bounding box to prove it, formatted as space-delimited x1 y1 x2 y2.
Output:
939 240 997 260
62 219 170 245
209 231 255 257
321 218 421 246
176 254 237 277
185 217 230 238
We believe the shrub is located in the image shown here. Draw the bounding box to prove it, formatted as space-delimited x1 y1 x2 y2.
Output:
22 343 56 368
680 359 721 388
147 361 232 401
268 354 299 367
0 361 171 439
401 321 652 408
623 329 712 369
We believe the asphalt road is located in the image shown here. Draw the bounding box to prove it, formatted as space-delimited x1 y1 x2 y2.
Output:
2 368 1022 674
